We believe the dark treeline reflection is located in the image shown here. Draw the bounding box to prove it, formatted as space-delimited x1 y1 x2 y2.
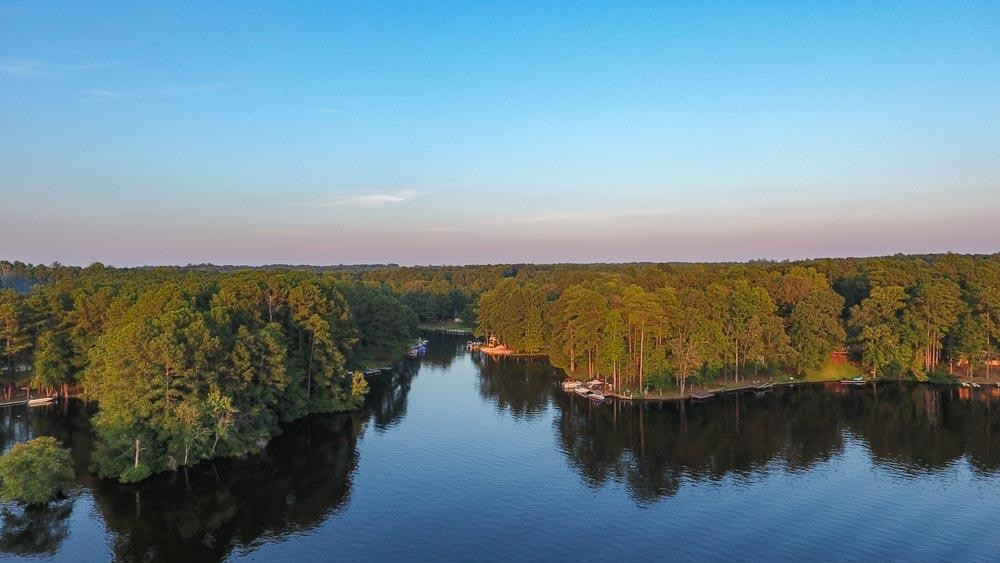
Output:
553 388 847 502
90 412 359 562
0 499 73 557
473 356 1000 504
474 353 560 420
365 358 421 432
419 332 463 371
88 359 423 561
0 361 421 561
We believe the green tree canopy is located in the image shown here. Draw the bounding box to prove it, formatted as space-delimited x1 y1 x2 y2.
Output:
0 437 74 505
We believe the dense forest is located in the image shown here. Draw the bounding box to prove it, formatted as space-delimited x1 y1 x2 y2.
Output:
0 264 417 482
2 253 999 480
468 257 1000 394
357 254 1000 392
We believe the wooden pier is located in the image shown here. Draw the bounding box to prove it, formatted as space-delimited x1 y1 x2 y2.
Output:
0 399 29 407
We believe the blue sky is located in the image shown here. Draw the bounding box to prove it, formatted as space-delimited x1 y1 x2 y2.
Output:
2 1 998 265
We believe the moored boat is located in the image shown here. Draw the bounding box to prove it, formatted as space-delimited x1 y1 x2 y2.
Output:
839 376 866 386
574 386 592 397
27 396 56 407
563 379 582 390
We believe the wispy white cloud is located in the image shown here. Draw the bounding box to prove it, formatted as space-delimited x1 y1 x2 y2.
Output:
298 190 418 208
320 108 340 114
0 58 114 77
156 82 226 96
79 82 226 103
505 208 674 224
0 59 42 75
80 88 129 102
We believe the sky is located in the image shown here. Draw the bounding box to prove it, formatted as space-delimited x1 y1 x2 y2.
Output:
2 1 998 266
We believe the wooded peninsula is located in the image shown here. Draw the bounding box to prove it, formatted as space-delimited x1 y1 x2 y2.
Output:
1 253 999 483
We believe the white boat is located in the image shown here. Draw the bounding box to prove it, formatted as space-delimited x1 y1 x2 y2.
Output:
27 397 56 407
839 377 866 386
589 391 605 401
574 386 592 397
563 380 582 390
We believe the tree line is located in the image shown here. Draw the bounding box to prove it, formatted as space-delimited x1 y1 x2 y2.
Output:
470 255 1000 394
2 253 999 478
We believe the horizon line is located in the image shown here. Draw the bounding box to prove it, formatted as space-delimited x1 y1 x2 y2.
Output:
5 250 1000 270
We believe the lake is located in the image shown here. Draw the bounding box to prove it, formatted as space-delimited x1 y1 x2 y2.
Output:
3 332 1000 561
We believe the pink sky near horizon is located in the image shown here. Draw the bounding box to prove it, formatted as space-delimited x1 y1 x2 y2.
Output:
6 202 998 267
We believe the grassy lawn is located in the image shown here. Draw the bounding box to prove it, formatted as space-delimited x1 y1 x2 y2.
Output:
804 361 863 382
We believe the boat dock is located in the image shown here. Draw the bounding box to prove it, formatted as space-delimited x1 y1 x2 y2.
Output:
0 396 61 407
408 339 429 359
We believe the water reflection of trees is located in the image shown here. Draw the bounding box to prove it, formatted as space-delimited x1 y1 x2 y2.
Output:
418 332 463 370
0 350 426 562
474 354 556 420
544 378 1000 504
0 406 34 454
90 412 361 562
365 362 420 432
0 400 94 454
85 356 424 561
852 385 1000 474
0 499 74 557
553 388 846 503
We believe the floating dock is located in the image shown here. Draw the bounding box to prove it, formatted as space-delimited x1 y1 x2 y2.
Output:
363 367 389 378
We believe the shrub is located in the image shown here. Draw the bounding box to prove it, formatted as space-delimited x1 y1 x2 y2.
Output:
0 437 74 504
119 465 152 484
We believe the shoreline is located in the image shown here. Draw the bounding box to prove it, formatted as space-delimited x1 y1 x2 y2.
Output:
599 379 812 402
595 377 1000 403
438 334 1000 402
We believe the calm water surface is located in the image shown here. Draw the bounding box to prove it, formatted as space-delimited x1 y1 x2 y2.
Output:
4 333 1000 561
